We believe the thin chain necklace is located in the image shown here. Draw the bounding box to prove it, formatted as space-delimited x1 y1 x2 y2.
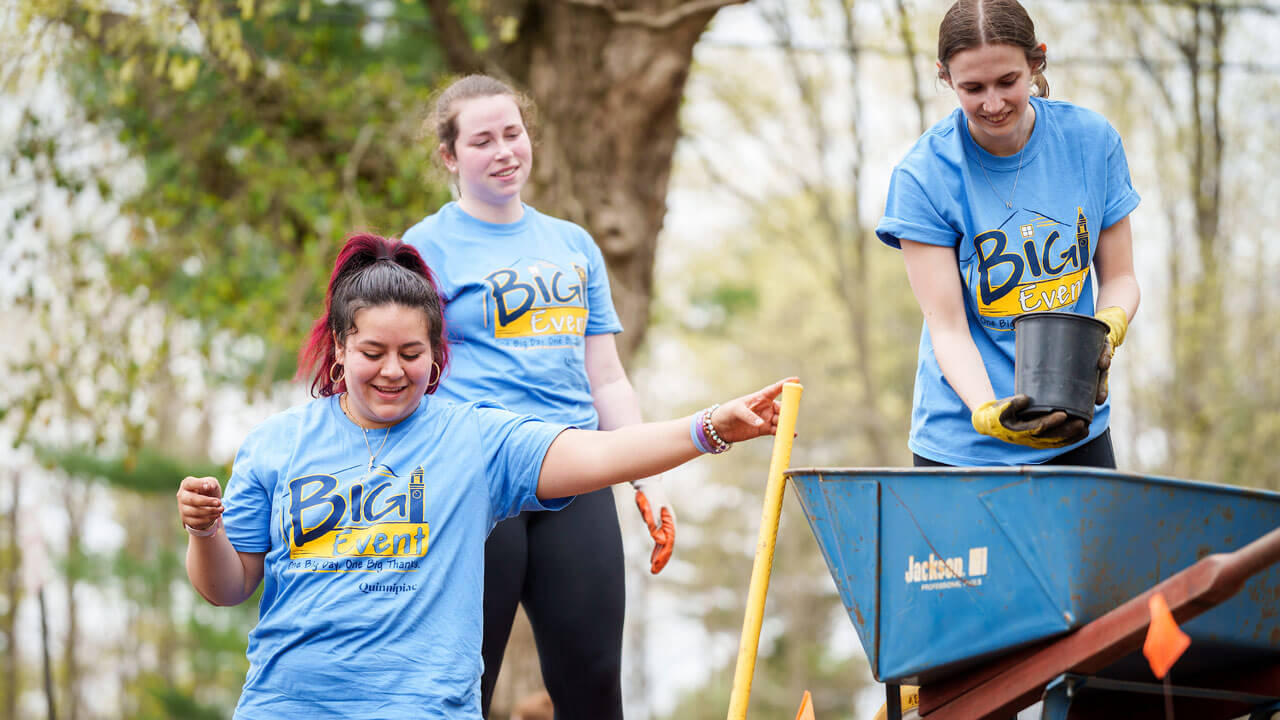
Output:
341 394 391 472
973 113 1033 210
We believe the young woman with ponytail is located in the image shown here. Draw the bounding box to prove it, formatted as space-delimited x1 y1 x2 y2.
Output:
401 74 675 718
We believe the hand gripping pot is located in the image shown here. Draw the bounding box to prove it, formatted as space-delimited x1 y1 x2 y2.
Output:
1012 311 1108 422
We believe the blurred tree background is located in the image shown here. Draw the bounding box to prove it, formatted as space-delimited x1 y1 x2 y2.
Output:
3 0 1280 719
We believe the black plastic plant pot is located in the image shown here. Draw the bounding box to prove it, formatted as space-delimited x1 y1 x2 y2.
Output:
1012 311 1108 422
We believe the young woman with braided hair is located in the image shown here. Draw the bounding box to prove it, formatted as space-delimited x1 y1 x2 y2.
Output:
877 0 1140 468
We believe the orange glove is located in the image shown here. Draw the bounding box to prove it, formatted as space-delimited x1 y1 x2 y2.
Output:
633 479 676 574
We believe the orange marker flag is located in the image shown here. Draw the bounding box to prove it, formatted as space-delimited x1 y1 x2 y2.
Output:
1143 592 1191 679
794 690 814 720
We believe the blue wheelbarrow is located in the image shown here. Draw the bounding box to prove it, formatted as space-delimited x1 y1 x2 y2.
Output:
786 466 1280 719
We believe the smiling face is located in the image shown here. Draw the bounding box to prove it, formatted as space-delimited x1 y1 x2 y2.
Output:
943 43 1036 156
440 94 533 224
336 303 435 429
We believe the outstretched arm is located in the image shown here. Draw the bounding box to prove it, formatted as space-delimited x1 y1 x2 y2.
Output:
536 377 795 500
177 476 265 606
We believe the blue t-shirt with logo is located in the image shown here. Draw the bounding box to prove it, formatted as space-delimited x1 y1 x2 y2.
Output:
221 395 568 718
876 96 1140 465
402 202 622 429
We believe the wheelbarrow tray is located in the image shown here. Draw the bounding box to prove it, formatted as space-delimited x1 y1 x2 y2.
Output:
786 466 1280 685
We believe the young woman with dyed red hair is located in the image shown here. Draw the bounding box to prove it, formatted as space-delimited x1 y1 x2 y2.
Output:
175 233 791 719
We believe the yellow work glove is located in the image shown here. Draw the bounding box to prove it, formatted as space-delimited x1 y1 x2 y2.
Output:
1095 306 1128 349
1094 306 1128 404
972 395 1088 449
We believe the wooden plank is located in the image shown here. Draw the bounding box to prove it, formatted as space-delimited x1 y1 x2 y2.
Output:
917 639 1056 714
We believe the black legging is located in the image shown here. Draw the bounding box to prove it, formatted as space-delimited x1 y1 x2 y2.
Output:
481 487 625 720
913 428 1117 468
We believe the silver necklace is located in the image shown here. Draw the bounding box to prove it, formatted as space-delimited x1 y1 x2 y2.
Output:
342 394 391 471
973 117 1032 210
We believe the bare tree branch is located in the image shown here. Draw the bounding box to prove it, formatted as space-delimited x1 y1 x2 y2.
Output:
557 0 747 29
688 141 767 213
419 0 486 71
894 0 931 136
342 124 376 229
1127 16 1177 109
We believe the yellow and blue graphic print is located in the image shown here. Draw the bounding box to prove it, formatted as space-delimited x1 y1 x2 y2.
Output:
282 464 429 574
968 207 1093 331
484 257 588 345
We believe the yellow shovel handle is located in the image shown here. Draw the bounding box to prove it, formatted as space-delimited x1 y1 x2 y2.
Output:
726 381 803 720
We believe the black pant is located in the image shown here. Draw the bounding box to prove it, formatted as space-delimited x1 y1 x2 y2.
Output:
913 428 1117 468
481 487 625 720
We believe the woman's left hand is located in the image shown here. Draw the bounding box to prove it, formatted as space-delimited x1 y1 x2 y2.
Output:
710 377 798 444
1094 306 1127 406
1095 338 1114 405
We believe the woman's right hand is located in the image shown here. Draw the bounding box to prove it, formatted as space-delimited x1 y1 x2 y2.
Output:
709 377 798 444
177 476 224 533
972 395 1088 449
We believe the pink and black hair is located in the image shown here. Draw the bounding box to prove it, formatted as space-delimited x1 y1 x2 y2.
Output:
296 233 449 397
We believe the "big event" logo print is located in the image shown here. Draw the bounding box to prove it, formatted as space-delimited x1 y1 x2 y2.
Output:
485 259 589 340
284 465 430 574
972 208 1093 330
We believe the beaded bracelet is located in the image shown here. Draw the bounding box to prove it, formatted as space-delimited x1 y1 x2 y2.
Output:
701 404 732 454
185 516 222 538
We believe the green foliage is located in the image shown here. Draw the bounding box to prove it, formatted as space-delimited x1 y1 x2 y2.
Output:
50 1 454 391
138 677 233 720
106 517 258 718
34 444 228 495
691 283 760 334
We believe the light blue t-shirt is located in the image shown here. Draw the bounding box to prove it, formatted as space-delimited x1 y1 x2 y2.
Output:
876 96 1140 465
403 202 622 429
221 394 568 718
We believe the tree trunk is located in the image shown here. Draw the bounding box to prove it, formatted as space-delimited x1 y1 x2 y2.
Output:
60 482 85 720
38 588 55 720
518 12 715 362
426 0 744 363
1122 1 1229 482
3 470 18 720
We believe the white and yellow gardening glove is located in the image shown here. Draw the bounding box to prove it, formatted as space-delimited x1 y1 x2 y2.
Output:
1094 306 1128 405
632 476 675 574
972 395 1088 449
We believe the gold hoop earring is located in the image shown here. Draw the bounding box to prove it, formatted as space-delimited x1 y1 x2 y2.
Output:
428 361 442 387
329 361 345 385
